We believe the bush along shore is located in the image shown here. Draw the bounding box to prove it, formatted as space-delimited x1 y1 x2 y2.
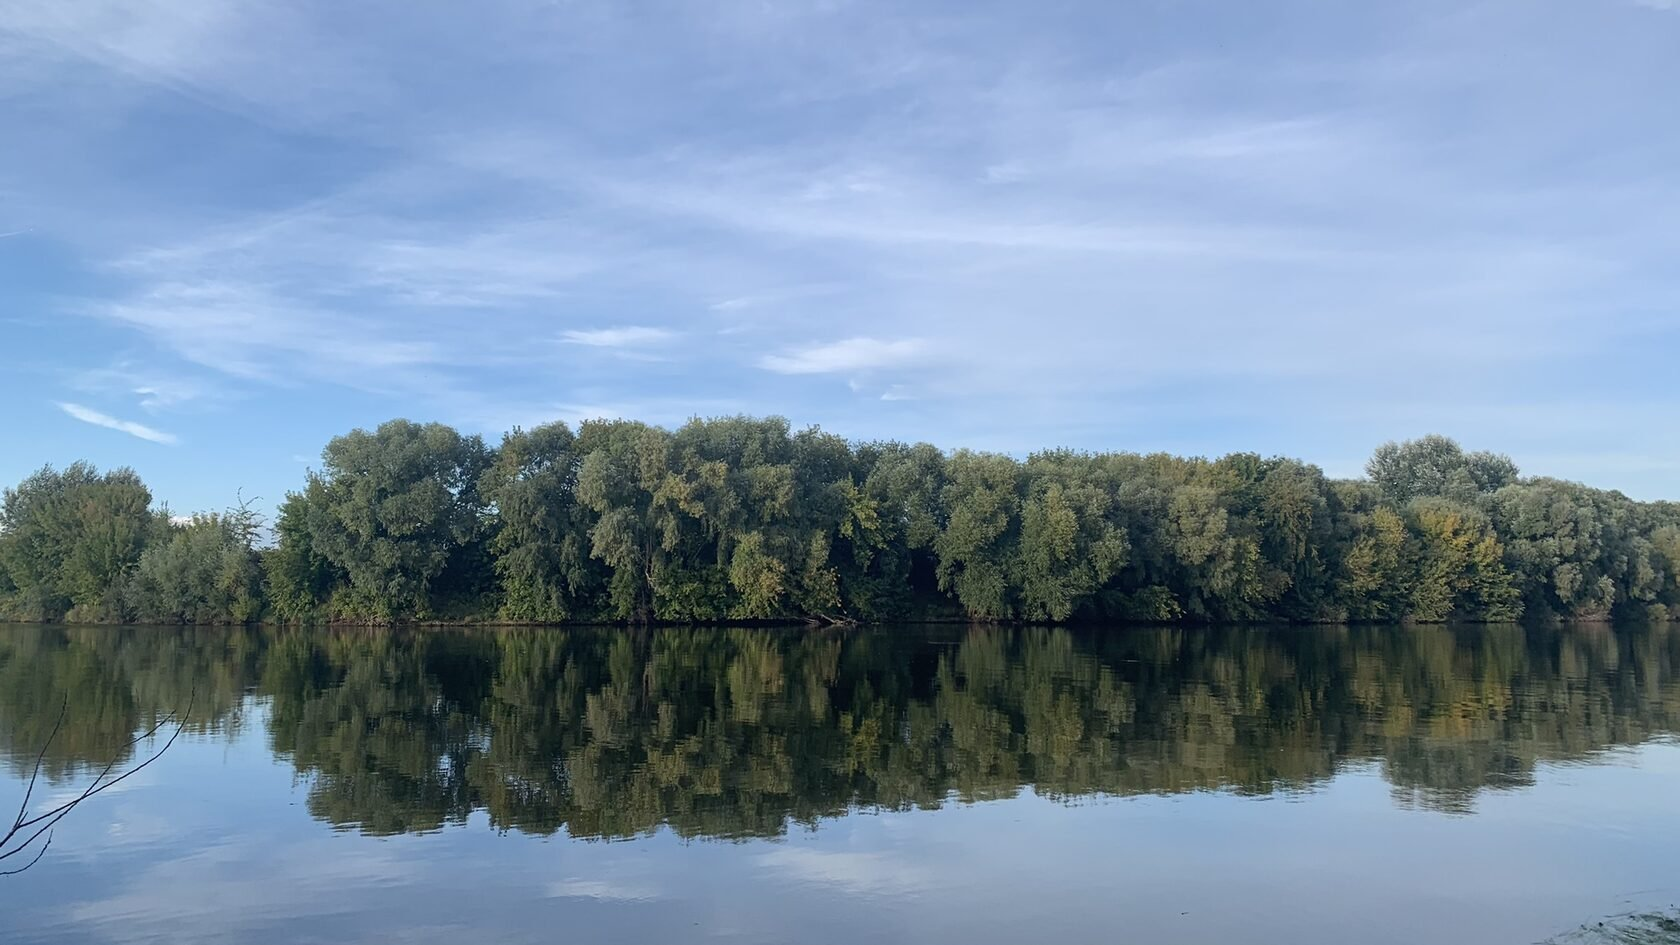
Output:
3 417 1678 627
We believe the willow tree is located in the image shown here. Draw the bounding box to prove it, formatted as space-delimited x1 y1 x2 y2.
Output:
296 420 492 620
935 451 1022 620
480 422 598 621
0 463 158 622
574 419 672 621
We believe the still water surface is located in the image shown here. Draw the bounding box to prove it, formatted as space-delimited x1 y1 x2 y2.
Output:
2 623 1677 944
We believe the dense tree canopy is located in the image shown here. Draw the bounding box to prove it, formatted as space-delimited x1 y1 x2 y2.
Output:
3 422 1679 625
0 463 161 622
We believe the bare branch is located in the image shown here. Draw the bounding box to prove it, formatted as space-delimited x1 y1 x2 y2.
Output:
6 701 67 845
0 832 51 877
1 689 195 875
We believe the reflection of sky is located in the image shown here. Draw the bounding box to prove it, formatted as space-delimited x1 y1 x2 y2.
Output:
5 713 1678 945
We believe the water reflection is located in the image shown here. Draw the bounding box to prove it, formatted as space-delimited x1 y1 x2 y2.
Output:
2 624 1677 839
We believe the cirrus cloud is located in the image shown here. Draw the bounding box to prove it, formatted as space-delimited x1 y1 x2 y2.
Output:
559 326 675 347
55 402 179 444
759 337 926 375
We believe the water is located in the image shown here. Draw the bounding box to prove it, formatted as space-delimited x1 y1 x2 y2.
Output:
1 623 1677 945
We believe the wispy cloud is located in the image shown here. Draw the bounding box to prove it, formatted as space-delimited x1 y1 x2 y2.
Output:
559 326 675 347
3 0 1679 500
55 402 179 444
74 362 217 412
135 384 191 411
760 338 926 375
98 280 446 385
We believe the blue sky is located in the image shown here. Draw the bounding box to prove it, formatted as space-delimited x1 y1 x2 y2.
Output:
2 0 1677 514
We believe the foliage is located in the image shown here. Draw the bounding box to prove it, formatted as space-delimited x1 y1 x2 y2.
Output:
126 513 264 624
479 422 598 622
299 420 492 620
4 425 1680 625
0 464 158 622
1366 434 1519 505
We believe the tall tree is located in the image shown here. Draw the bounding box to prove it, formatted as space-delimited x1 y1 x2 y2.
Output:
0 463 157 621
935 451 1022 619
573 420 673 621
1367 435 1517 505
480 422 598 621
304 420 492 620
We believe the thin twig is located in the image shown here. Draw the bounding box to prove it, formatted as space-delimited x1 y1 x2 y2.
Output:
0 832 51 877
13 705 187 831
1 689 195 874
4 701 67 846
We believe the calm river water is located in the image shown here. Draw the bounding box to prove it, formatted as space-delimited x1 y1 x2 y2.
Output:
2 623 1677 944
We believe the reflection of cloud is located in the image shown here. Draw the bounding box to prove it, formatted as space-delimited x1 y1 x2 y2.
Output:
755 847 934 897
68 838 412 938
37 767 160 814
546 877 659 902
103 809 179 848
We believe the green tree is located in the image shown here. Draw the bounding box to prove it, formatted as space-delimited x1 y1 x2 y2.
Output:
0 463 158 621
304 420 493 620
480 422 599 621
935 451 1022 619
1343 506 1410 620
127 513 264 624
1367 435 1517 505
1015 453 1129 621
841 442 948 619
1406 499 1521 622
265 482 346 622
574 420 673 621
4 421 1678 627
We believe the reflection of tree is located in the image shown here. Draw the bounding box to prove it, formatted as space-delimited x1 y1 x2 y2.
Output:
4 624 1678 842
0 627 252 780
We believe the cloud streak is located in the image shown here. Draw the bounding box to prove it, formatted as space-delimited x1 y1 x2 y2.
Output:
760 338 926 375
55 402 179 444
2 0 1679 502
560 326 675 347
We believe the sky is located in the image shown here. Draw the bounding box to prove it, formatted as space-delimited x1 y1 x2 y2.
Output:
2 0 1677 515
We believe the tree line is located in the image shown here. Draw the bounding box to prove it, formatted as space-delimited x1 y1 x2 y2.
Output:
3 417 1679 625
3 623 1677 837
